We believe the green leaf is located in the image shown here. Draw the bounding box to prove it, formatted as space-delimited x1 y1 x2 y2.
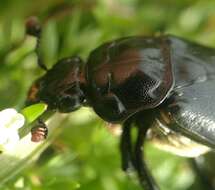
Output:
21 103 48 123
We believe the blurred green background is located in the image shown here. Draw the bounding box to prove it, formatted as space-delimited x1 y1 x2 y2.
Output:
1 0 215 190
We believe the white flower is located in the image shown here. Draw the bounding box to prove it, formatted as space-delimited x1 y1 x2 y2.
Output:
0 108 25 152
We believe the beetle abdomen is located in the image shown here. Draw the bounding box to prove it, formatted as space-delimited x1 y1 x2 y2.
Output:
147 119 210 157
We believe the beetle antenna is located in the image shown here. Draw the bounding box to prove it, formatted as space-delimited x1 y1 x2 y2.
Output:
26 16 48 71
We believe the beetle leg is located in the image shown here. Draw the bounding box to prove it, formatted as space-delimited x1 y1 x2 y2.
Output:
133 125 159 190
120 118 133 171
26 17 48 71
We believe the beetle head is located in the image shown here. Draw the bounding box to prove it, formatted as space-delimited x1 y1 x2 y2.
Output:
27 56 86 113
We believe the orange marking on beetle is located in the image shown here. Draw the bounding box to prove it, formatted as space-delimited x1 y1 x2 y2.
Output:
159 110 173 125
93 50 140 88
28 84 39 101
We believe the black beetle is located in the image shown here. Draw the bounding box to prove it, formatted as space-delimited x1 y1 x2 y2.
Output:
26 18 215 190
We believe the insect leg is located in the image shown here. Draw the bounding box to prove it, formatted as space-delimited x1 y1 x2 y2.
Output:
133 117 160 190
26 17 48 71
120 118 133 171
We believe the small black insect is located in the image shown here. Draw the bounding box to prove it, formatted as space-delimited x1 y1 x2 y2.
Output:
26 17 215 190
31 119 48 142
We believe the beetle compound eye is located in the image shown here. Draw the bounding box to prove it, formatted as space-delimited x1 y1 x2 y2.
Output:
59 84 85 110
58 95 82 113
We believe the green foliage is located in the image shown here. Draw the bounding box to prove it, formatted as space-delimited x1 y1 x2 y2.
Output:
21 103 47 123
0 0 215 189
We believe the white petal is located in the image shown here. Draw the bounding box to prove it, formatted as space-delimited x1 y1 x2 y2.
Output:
0 108 25 130
0 129 20 151
9 113 25 130
0 128 9 144
0 108 24 152
0 108 18 128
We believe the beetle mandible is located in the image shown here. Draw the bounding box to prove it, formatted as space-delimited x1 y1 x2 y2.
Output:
26 17 215 190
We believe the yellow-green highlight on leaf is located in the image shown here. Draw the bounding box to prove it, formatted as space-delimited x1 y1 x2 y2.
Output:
21 103 48 123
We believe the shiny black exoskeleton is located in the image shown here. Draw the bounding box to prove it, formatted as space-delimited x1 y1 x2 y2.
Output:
26 18 215 190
